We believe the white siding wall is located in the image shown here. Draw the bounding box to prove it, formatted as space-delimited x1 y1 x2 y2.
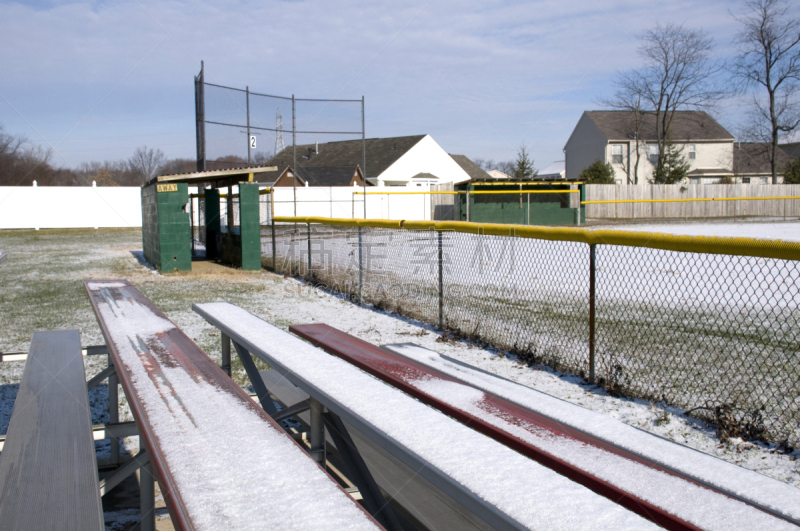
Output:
377 135 471 185
272 184 433 220
564 113 607 180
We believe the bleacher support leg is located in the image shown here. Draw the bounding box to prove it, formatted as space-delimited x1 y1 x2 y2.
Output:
308 398 326 465
322 411 403 531
138 438 155 531
231 341 278 417
221 333 231 377
108 355 120 465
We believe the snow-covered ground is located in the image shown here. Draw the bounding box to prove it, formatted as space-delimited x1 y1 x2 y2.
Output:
0 226 798 530
592 220 800 242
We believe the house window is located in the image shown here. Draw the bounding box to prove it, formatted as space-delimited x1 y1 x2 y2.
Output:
648 145 659 165
611 145 623 164
742 177 750 184
688 144 696 160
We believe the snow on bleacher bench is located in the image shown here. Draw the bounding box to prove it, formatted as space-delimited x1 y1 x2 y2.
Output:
194 301 664 530
385 342 800 529
84 280 381 530
0 330 104 530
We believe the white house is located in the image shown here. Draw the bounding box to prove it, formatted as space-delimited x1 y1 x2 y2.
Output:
564 111 735 184
537 161 565 180
264 135 473 188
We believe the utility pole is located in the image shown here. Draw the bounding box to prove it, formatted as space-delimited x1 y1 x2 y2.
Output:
362 96 366 220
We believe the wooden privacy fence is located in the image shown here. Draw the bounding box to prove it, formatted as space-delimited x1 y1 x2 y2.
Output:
585 184 800 220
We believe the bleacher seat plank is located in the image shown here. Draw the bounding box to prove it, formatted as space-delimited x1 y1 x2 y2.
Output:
84 280 382 531
0 330 104 531
290 323 800 531
194 302 663 531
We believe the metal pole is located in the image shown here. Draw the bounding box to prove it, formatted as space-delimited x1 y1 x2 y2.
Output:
466 188 470 222
139 437 155 531
292 94 297 217
358 226 363 306
438 230 443 329
108 355 119 465
307 223 312 280
588 243 596 385
362 96 366 220
271 217 276 271
246 86 251 164
308 398 326 465
195 60 206 172
221 333 231 377
527 192 530 225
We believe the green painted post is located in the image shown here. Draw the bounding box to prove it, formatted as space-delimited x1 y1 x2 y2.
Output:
239 182 261 270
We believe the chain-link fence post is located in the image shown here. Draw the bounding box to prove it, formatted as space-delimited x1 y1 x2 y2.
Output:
438 230 444 329
358 226 363 306
271 218 276 271
589 243 596 384
307 223 312 281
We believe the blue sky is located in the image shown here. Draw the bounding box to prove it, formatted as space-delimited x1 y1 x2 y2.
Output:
0 0 751 170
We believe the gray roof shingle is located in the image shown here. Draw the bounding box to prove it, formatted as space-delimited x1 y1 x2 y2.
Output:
264 135 426 181
733 142 792 175
449 154 490 181
586 111 734 141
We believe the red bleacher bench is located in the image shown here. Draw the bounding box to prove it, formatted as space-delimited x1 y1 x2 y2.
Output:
85 280 382 530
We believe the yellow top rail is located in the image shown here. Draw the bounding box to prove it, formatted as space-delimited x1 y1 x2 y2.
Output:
352 190 579 195
272 216 800 261
469 181 585 186
583 195 800 205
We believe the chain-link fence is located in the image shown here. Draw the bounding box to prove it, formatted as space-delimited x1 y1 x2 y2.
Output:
195 63 365 171
263 218 800 448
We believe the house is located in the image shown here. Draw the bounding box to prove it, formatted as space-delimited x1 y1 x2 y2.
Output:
270 166 365 187
487 170 511 180
564 111 735 184
263 135 473 187
732 142 792 184
538 161 565 180
449 154 491 181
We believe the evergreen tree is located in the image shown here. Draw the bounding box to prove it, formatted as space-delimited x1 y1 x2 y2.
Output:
652 142 691 184
512 145 537 180
784 158 800 184
579 160 616 184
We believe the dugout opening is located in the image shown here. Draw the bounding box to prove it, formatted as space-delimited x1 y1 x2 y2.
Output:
141 166 277 272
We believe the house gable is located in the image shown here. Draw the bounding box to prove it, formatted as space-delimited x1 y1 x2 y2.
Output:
377 135 472 185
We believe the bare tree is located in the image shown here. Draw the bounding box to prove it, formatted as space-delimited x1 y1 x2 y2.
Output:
732 0 800 183
609 23 725 183
128 146 165 183
602 72 646 183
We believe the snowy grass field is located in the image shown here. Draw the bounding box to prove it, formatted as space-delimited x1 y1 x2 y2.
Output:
269 220 800 447
0 224 798 500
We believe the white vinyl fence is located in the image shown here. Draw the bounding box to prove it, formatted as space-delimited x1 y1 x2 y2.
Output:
0 185 142 230
271 184 434 220
585 184 800 220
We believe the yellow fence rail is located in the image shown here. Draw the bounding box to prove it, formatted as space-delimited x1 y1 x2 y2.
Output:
352 190 579 195
582 195 800 205
272 216 800 261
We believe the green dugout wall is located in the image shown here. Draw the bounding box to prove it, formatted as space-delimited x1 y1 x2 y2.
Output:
142 172 269 272
141 182 192 272
456 182 585 226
